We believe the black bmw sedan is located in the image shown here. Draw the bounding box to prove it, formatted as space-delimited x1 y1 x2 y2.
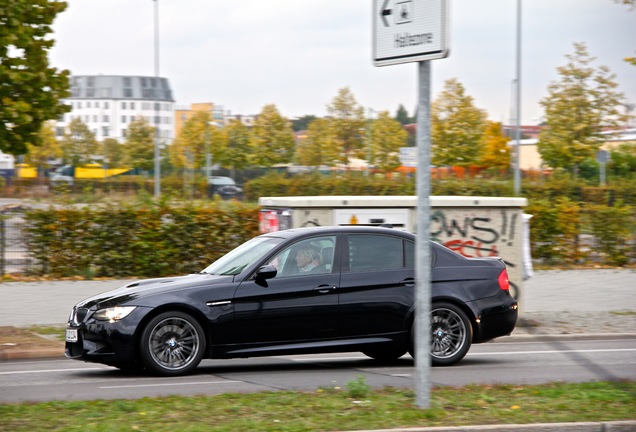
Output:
65 226 517 376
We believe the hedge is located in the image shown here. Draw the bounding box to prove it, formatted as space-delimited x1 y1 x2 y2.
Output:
24 202 260 278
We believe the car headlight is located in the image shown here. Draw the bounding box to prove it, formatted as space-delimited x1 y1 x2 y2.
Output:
93 306 137 322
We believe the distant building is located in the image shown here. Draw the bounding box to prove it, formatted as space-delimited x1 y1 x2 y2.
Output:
174 103 225 138
55 75 176 143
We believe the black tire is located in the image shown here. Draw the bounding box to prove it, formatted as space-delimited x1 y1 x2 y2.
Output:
409 302 473 366
139 311 206 376
430 302 472 366
362 344 407 362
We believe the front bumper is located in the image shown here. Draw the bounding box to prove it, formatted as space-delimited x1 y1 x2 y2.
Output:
65 306 151 367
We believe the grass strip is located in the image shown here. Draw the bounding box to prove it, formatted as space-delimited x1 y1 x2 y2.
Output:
0 381 634 431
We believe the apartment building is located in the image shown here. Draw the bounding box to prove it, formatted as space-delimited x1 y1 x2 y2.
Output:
56 75 176 143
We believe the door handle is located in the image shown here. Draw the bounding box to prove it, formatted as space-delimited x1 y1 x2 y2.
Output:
400 278 415 286
313 285 337 294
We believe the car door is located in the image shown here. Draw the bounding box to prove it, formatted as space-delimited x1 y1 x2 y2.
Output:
230 235 341 345
338 233 415 337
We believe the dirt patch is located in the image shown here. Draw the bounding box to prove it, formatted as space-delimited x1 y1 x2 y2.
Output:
0 326 64 356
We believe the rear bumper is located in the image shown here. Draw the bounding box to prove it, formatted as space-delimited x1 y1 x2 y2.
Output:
469 292 518 343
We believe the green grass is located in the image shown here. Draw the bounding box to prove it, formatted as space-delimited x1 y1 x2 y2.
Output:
0 381 634 432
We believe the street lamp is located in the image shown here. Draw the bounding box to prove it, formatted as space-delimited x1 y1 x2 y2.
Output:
153 0 161 198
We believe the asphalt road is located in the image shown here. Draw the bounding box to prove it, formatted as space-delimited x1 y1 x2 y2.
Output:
1 336 634 403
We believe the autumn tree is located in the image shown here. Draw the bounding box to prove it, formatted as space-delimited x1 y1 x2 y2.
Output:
295 118 341 168
102 138 125 168
325 87 366 164
60 118 98 166
249 104 295 167
369 111 408 172
25 122 62 179
480 121 511 170
124 117 156 171
169 111 222 171
0 0 71 155
538 43 627 174
219 119 250 172
431 78 487 167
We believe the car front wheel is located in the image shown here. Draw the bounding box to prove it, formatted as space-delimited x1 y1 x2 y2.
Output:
140 311 206 376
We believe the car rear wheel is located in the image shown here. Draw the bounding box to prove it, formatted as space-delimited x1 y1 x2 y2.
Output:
430 302 472 366
409 302 473 366
140 311 205 376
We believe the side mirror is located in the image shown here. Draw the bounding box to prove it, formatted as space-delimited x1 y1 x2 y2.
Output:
255 264 277 280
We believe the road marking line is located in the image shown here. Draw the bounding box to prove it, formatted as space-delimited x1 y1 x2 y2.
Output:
99 380 241 389
470 348 636 356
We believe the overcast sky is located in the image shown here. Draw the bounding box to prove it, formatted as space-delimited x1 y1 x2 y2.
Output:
50 0 636 125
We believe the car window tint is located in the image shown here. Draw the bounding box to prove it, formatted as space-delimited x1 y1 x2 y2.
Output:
267 235 336 278
404 240 435 268
348 234 402 271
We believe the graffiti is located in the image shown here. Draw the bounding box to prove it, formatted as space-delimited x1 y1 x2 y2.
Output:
430 209 519 258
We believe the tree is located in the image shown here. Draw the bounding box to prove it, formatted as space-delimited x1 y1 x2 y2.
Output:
295 117 341 168
125 117 156 171
480 121 511 170
291 115 317 132
325 87 366 164
249 104 295 167
538 43 627 174
431 78 487 167
25 122 62 178
369 111 408 172
219 119 251 172
102 138 125 168
395 104 413 125
60 118 98 166
169 111 218 171
0 0 71 155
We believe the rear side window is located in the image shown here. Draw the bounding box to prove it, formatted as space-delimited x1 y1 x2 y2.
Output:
348 234 403 271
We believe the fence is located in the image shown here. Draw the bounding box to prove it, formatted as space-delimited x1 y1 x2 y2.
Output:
0 205 35 276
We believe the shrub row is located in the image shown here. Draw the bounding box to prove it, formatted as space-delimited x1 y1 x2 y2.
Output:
24 202 260 277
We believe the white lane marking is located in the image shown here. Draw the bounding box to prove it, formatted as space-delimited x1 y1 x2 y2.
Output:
100 380 241 389
469 348 636 356
0 367 106 375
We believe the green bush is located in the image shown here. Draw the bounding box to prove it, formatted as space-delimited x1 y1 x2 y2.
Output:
586 203 635 266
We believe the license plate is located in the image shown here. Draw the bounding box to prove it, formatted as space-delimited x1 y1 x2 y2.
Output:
65 328 78 343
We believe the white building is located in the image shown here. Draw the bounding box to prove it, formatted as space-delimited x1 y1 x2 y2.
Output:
56 75 175 143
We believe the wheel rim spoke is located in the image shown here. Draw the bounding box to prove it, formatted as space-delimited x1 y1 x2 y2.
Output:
430 307 466 359
149 317 200 370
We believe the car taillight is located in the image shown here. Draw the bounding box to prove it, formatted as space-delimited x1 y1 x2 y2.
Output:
498 269 510 291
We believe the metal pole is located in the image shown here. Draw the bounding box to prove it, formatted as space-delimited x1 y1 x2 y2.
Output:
415 60 432 409
153 0 161 198
513 0 522 196
367 108 373 176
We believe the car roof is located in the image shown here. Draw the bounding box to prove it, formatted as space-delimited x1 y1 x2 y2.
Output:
259 225 415 240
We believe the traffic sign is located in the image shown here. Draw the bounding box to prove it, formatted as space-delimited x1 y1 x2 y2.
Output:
373 0 449 67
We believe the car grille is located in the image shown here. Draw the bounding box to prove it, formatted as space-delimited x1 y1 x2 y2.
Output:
69 307 89 326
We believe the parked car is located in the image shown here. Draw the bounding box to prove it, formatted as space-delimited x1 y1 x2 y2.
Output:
207 176 243 200
65 226 517 376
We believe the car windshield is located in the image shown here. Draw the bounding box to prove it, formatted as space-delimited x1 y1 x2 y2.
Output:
201 236 283 276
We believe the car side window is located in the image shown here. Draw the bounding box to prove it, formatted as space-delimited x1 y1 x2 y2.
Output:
348 234 403 272
266 236 336 278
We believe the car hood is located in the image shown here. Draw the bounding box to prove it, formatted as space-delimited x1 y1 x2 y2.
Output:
74 273 235 310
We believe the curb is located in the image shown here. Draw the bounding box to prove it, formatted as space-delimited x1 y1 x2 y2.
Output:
346 420 636 431
0 346 64 361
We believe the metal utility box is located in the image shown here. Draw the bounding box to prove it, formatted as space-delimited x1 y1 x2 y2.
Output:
259 195 529 307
